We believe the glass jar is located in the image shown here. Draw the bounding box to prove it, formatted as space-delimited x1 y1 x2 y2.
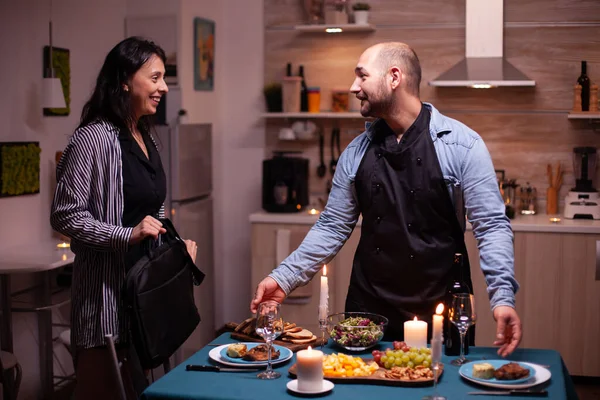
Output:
307 87 321 113
331 90 349 112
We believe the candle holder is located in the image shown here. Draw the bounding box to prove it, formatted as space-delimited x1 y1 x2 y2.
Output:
421 361 447 400
318 318 328 350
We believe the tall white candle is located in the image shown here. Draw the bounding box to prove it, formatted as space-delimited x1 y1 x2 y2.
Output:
296 346 324 392
404 317 428 349
432 303 444 341
319 265 328 320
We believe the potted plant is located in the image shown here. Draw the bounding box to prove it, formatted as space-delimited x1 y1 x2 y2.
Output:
263 83 283 112
352 2 371 25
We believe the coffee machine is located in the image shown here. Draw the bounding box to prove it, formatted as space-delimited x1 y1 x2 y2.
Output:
564 147 600 220
262 152 309 213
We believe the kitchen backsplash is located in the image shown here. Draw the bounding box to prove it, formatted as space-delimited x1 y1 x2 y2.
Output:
263 0 600 214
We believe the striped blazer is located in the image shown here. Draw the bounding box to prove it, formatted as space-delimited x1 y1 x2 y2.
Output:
51 120 164 349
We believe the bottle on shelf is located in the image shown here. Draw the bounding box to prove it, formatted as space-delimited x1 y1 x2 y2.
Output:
577 61 591 112
286 62 292 77
444 252 471 356
298 65 309 112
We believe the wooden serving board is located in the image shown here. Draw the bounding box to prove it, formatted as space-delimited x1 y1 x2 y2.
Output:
229 332 327 352
288 362 443 387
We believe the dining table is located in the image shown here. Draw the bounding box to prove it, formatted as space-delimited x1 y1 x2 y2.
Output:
142 332 578 400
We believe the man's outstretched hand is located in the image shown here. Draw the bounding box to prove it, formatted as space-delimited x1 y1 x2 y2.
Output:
250 276 286 313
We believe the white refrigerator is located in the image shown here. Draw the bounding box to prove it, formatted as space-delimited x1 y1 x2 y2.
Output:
155 123 215 362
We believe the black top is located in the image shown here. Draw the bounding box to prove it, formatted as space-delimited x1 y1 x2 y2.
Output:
120 132 167 227
119 131 167 267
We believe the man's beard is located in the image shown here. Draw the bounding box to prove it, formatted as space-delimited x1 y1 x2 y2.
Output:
359 84 392 118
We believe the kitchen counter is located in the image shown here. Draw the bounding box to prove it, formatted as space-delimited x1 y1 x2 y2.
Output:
249 210 600 234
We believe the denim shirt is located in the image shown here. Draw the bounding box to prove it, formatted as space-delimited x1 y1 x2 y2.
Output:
270 103 518 311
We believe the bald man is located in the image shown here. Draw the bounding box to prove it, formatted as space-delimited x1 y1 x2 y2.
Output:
251 43 521 358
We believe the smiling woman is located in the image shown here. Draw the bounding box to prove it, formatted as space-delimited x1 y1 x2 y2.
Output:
50 37 194 400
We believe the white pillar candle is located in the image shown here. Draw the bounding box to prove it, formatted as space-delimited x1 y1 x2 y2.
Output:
319 265 328 320
404 317 428 349
296 346 324 392
432 303 444 342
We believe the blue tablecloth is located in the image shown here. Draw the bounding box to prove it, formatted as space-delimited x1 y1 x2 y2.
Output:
142 333 576 400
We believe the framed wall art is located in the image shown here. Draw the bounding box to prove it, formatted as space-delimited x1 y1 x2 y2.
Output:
194 17 215 91
0 142 41 197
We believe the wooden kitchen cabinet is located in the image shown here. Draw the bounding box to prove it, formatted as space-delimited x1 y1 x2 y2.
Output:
516 232 600 377
466 229 600 377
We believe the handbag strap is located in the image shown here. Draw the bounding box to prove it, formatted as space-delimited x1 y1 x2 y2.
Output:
158 218 206 286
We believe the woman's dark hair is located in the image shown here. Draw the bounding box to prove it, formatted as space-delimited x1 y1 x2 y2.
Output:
79 36 167 135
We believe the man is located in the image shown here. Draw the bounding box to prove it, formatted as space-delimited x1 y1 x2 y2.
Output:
251 42 521 357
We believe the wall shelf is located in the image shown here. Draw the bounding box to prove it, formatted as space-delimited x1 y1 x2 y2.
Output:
294 24 375 33
568 112 600 120
262 112 364 119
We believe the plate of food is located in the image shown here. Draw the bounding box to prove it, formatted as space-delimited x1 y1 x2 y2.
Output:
209 343 293 367
288 352 443 386
459 360 551 389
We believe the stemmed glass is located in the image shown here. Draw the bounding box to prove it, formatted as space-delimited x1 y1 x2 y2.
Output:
255 301 284 379
448 293 477 366
422 361 446 400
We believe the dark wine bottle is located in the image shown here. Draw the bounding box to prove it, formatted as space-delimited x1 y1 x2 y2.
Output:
298 65 309 112
578 61 591 112
286 62 292 77
444 253 471 356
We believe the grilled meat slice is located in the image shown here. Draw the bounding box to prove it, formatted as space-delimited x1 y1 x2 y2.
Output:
242 344 280 361
494 362 530 380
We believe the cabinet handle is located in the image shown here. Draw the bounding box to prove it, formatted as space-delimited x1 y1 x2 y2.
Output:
596 240 600 281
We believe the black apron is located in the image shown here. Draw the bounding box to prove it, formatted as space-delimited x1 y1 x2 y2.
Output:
345 105 473 341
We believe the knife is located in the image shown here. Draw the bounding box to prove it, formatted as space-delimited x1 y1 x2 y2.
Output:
468 389 548 397
186 365 261 372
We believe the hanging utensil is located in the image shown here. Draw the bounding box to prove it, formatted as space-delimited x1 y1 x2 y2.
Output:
329 127 341 176
317 131 326 178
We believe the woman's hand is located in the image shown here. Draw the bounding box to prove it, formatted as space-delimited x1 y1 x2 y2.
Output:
129 216 166 244
184 239 197 263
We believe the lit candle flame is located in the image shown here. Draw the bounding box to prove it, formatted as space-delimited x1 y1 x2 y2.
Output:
436 303 444 315
61 254 67 261
413 316 418 321
323 265 327 276
307 346 312 352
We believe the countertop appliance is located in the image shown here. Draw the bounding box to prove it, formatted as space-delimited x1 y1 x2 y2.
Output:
564 146 599 220
262 152 309 213
155 123 215 362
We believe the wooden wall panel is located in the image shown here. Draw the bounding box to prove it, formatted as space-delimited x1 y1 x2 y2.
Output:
264 0 465 28
264 1 600 215
505 0 600 23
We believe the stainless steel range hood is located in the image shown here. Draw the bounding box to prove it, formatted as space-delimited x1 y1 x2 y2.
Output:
429 0 535 88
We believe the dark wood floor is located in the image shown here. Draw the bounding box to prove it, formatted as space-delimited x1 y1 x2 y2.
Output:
575 377 600 400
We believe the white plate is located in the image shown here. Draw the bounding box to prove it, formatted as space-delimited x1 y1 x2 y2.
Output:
208 343 293 368
287 379 334 395
459 362 551 389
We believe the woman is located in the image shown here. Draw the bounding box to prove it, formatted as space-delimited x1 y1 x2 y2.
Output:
51 37 197 399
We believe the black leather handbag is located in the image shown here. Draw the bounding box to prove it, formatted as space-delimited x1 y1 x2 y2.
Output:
125 218 205 369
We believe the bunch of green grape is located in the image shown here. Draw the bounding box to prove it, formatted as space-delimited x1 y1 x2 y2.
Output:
371 341 432 369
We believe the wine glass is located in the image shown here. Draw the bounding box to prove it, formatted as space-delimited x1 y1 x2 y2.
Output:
255 301 284 379
448 293 477 366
